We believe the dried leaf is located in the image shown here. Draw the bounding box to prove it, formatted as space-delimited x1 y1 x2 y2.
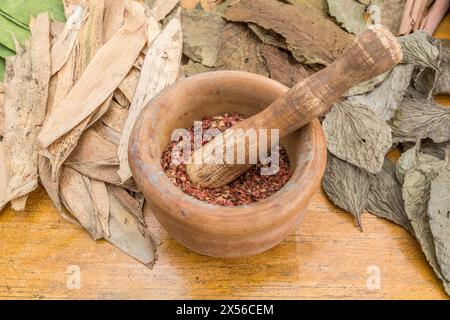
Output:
118 11 183 183
103 0 125 43
322 153 371 229
107 191 158 268
107 184 145 226
182 59 214 76
88 179 110 237
0 82 4 136
50 5 86 75
248 24 288 50
398 31 440 69
2 13 50 209
101 100 129 133
402 140 450 161
323 100 392 174
44 0 107 180
327 0 368 35
414 39 450 96
391 96 450 144
260 44 311 88
0 14 30 52
0 0 66 25
224 0 355 65
428 162 450 281
367 158 414 233
396 139 440 185
182 9 225 67
118 67 140 102
60 167 104 240
402 156 449 289
344 71 389 97
284 0 329 15
0 141 7 211
349 64 414 121
217 23 268 76
38 1 147 148
150 0 179 22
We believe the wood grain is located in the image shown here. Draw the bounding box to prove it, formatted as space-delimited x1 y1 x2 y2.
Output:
0 2 449 300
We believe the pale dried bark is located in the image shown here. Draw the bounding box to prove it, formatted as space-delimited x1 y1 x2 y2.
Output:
118 67 140 102
103 0 125 43
150 0 179 22
50 5 86 75
118 11 183 183
0 142 7 211
101 100 129 133
38 1 147 148
224 0 355 65
0 83 4 136
1 13 51 210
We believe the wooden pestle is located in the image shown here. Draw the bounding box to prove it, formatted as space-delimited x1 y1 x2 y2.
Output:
186 25 403 188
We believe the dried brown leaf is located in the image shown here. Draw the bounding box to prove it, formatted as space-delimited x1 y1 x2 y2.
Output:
248 23 288 50
101 100 129 133
2 13 50 209
118 67 140 103
370 0 406 36
327 0 368 35
118 10 183 183
217 23 268 76
323 100 392 174
224 0 355 65
182 8 225 67
322 153 371 229
88 179 110 237
260 44 311 88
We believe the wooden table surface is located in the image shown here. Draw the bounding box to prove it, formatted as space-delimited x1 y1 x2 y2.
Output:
0 3 449 300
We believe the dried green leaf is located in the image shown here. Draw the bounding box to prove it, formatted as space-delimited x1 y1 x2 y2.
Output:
396 139 441 185
322 153 371 229
349 64 414 121
327 0 368 35
0 0 65 25
0 43 14 59
217 23 268 76
223 0 355 65
0 14 30 51
428 163 450 281
182 9 225 67
323 100 392 174
414 39 450 96
402 156 449 289
398 31 440 69
367 158 413 234
391 96 450 144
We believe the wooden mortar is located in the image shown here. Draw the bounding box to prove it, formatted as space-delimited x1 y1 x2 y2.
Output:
129 71 327 258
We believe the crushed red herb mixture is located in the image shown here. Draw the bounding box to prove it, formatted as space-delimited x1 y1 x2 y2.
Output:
161 113 293 206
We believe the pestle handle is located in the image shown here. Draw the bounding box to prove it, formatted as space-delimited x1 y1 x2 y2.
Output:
186 25 403 188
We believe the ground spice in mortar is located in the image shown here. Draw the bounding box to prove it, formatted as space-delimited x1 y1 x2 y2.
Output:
161 113 293 206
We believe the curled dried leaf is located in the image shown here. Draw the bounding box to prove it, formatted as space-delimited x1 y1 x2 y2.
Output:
398 31 440 69
327 0 367 35
391 96 450 144
323 100 392 174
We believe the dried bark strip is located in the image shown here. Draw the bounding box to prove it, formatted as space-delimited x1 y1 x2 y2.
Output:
150 0 179 22
118 11 183 183
224 0 355 65
323 100 392 174
50 5 86 75
0 141 7 211
38 1 147 148
0 82 4 136
1 13 50 209
103 0 125 43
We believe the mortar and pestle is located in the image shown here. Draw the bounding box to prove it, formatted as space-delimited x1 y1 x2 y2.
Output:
129 26 402 258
